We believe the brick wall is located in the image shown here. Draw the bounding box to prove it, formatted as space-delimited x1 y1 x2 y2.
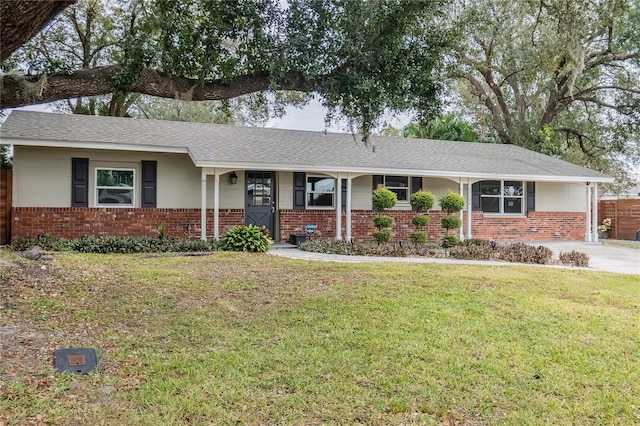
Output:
12 206 588 242
279 209 587 242
11 207 244 240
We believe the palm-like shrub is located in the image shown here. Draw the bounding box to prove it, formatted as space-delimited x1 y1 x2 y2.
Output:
410 190 434 246
372 185 397 244
438 191 465 247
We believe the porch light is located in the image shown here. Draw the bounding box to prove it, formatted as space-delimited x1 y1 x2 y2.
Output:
229 171 238 185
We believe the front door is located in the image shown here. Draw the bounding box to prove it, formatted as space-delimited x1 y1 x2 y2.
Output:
245 171 275 237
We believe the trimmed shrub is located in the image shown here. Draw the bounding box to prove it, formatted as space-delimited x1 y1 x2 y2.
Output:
372 186 397 212
442 234 460 247
410 190 435 212
410 231 427 245
412 215 431 227
441 216 462 230
219 225 272 252
373 215 394 230
373 230 393 245
438 191 465 214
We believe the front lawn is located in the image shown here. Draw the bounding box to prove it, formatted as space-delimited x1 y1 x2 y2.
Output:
1 251 638 424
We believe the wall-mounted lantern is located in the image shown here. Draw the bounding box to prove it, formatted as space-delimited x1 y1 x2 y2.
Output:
229 171 238 185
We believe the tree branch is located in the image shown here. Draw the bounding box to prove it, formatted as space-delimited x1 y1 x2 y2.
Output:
0 65 309 109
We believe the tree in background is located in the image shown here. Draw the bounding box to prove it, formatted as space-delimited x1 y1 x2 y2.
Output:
2 0 452 141
447 0 640 185
399 114 483 142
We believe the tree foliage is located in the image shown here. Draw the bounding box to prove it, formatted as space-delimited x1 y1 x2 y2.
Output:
400 114 482 141
2 0 452 140
448 0 640 180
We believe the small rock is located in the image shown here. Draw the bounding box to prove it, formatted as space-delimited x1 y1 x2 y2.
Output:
19 245 44 260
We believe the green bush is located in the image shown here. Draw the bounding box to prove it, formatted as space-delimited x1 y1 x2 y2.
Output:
410 190 435 212
410 231 427 245
439 191 465 214
219 225 271 252
372 186 397 212
441 216 462 230
373 230 393 245
442 234 460 247
412 215 431 228
12 235 223 254
373 215 394 230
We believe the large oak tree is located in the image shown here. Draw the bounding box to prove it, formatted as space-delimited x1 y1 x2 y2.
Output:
448 0 640 183
1 0 451 139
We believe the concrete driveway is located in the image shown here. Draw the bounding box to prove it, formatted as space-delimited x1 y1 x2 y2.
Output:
533 241 639 275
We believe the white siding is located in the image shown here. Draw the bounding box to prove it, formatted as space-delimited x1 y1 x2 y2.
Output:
423 177 460 211
278 172 294 210
12 146 71 207
536 182 586 212
12 147 252 208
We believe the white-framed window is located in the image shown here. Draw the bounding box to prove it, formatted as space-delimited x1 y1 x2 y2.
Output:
480 180 524 214
306 175 335 208
383 175 409 202
95 168 135 207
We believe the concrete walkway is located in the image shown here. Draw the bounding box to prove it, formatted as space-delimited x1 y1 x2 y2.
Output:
269 241 639 276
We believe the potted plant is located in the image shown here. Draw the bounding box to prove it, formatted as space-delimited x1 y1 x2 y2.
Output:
597 217 612 239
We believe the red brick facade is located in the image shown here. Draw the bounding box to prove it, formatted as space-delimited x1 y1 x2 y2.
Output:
278 209 586 242
12 207 586 242
11 207 244 240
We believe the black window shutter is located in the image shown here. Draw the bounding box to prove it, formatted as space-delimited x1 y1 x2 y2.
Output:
411 176 422 193
341 179 347 210
71 157 89 207
472 182 481 211
293 172 306 209
526 182 536 212
141 160 157 208
372 175 383 190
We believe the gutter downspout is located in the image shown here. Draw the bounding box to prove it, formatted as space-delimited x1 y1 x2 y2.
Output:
585 182 592 242
201 169 207 240
467 178 472 240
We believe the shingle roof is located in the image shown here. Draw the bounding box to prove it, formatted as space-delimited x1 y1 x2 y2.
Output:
0 110 612 182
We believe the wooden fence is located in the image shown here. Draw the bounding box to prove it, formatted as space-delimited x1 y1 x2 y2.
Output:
598 199 640 240
0 169 12 245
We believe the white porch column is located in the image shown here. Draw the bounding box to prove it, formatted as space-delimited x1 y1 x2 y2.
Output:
335 174 342 240
213 171 220 240
200 169 207 240
346 175 353 241
585 182 592 241
459 179 464 241
593 182 599 242
466 178 473 239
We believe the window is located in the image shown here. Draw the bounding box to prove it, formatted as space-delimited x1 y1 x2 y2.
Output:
306 175 335 207
480 180 524 214
95 168 135 206
383 175 409 202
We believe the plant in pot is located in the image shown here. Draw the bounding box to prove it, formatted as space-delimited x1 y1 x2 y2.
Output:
410 190 435 245
438 191 465 247
597 217 612 239
372 185 397 244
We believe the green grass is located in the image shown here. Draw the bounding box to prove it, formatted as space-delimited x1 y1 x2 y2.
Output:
1 251 639 424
